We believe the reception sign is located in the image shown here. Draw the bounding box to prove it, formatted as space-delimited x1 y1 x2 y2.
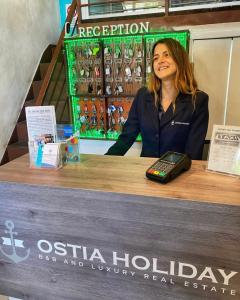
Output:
0 182 239 299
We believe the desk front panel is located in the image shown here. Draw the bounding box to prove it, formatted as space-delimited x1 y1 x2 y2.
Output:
0 182 239 300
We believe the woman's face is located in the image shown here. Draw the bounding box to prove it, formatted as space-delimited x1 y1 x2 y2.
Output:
153 43 177 81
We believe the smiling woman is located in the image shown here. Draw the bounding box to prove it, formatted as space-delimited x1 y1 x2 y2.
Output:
153 44 177 81
105 38 209 160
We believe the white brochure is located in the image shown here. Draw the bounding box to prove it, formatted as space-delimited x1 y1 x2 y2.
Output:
25 106 57 142
25 106 59 169
42 143 61 168
207 125 240 176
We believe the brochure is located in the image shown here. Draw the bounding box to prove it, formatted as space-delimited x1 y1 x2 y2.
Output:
25 106 61 168
25 106 57 142
41 143 62 168
207 125 240 176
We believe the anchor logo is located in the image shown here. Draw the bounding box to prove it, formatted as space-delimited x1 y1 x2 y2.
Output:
0 220 30 263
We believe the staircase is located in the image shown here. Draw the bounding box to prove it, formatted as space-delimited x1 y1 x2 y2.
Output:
0 1 78 166
1 45 70 166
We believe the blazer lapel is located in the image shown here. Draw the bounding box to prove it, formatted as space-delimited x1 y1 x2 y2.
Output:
159 93 192 128
159 104 174 128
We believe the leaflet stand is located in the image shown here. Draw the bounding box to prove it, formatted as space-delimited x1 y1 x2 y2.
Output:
207 125 240 178
60 131 80 164
28 140 64 169
26 106 63 169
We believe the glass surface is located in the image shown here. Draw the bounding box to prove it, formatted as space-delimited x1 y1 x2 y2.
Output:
89 0 123 15
163 153 183 164
170 0 240 8
88 0 165 15
81 0 165 20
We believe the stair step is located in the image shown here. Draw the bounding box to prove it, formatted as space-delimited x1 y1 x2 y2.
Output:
52 46 56 57
39 62 64 80
17 121 28 142
52 100 70 123
52 62 65 80
32 80 43 98
25 99 35 107
18 99 36 122
0 151 9 166
8 127 18 144
42 81 68 105
7 142 28 161
41 44 56 63
60 104 70 123
33 66 42 81
2 44 57 166
26 85 34 101
39 62 50 79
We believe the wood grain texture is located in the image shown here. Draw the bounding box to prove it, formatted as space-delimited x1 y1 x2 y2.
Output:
0 182 239 300
0 154 239 205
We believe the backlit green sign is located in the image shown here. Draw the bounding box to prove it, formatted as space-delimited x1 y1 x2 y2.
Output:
78 22 150 38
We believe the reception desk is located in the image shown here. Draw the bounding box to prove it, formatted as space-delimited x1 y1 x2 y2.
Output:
0 154 239 300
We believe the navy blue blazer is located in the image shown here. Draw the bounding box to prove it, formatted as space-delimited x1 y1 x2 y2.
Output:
106 87 209 160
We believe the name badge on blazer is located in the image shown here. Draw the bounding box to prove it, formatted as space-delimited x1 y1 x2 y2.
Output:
171 121 190 126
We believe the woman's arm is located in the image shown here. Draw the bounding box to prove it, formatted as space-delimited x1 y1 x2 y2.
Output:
185 92 209 160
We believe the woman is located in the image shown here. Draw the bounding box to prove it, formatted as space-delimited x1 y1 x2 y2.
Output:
105 38 209 160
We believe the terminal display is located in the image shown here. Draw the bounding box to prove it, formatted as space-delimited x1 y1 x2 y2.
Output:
146 151 191 183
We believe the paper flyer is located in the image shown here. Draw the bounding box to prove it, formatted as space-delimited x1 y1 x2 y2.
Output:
25 106 60 168
207 125 240 176
25 106 57 143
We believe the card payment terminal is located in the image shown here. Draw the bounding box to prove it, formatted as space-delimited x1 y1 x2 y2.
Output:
146 151 191 183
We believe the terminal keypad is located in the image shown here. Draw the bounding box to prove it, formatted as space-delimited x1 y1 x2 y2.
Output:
148 161 174 177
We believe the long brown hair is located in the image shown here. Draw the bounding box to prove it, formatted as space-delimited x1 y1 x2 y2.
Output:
148 38 198 107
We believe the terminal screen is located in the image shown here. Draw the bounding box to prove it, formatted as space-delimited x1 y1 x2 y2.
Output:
163 153 183 164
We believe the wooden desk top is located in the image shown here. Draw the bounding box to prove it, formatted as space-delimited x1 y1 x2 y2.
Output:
0 154 239 206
